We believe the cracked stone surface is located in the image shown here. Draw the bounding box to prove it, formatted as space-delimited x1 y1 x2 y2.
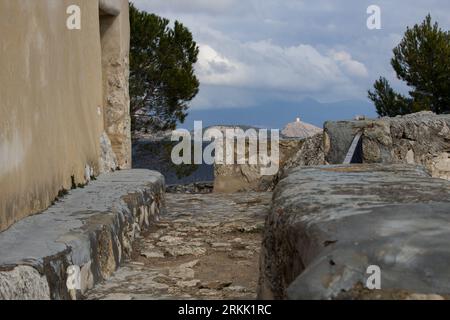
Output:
86 192 271 300
324 112 450 180
258 164 450 300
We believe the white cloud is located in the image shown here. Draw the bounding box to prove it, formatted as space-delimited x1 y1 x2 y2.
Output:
196 45 245 86
330 50 368 78
132 0 237 14
133 0 450 109
196 39 368 93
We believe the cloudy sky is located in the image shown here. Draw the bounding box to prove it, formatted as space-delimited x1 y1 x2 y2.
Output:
132 0 450 112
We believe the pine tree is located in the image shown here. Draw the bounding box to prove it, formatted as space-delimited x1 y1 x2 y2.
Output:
129 3 200 132
369 15 450 116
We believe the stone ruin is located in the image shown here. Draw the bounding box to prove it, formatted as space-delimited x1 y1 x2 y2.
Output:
0 0 450 301
259 111 450 299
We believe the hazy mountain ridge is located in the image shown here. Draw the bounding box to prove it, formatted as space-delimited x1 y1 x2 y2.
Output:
182 98 377 130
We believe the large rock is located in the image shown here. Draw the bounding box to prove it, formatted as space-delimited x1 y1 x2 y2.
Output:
99 131 118 173
277 133 326 176
0 170 164 300
324 120 362 164
258 164 450 300
0 266 50 300
324 112 450 180
214 139 304 193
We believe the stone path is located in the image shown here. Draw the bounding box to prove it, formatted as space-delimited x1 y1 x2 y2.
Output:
86 192 271 300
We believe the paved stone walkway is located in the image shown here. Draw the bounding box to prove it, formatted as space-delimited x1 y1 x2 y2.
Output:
86 192 271 300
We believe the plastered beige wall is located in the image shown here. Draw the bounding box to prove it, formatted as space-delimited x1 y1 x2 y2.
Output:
0 0 105 232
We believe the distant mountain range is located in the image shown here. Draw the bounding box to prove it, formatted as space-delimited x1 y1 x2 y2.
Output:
181 98 378 130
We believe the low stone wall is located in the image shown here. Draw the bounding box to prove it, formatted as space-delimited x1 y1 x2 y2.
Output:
0 170 164 300
324 112 450 180
258 164 450 300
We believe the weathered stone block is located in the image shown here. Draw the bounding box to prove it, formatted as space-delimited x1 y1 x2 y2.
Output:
258 164 450 300
0 266 50 300
277 133 326 177
324 112 450 180
214 139 304 193
324 120 366 164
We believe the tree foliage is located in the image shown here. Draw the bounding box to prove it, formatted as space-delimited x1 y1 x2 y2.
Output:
369 15 450 116
129 3 200 132
368 77 413 117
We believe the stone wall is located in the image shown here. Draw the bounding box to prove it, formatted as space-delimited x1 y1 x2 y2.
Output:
275 133 326 181
259 164 450 300
100 0 131 169
0 0 131 232
213 112 450 194
214 139 304 193
324 112 450 180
